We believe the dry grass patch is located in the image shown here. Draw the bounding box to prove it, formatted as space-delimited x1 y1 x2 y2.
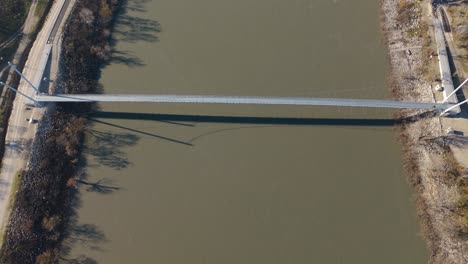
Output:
446 3 468 73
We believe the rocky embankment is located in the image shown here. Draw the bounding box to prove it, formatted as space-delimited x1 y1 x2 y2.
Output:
382 0 467 263
0 0 121 263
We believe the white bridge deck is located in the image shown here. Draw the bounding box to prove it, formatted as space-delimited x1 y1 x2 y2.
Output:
34 94 450 110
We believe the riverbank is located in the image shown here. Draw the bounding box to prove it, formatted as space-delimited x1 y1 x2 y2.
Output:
382 0 467 263
0 0 121 262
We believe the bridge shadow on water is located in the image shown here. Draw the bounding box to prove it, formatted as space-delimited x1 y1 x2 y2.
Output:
90 111 434 127
85 111 436 147
68 110 436 262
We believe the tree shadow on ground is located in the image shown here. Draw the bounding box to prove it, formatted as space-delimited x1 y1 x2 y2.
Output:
60 255 98 264
77 175 122 194
109 50 144 67
114 0 160 43
83 128 140 169
435 135 468 148
5 140 24 153
60 221 107 263
0 177 12 200
59 176 115 262
122 0 151 13
58 164 123 262
66 224 107 251
106 0 160 68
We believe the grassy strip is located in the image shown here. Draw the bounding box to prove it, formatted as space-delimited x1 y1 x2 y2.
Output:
0 39 21 62
35 0 49 17
0 0 32 43
7 171 23 215
0 0 53 68
445 3 468 74
458 182 468 227
0 170 23 247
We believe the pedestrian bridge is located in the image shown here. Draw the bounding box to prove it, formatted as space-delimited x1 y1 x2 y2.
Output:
2 59 467 115
2 5 466 116
33 93 450 111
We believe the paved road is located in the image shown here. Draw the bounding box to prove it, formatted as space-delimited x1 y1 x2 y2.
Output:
0 0 71 239
434 11 460 113
35 94 450 110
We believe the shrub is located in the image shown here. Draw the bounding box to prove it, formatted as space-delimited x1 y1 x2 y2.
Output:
397 0 417 27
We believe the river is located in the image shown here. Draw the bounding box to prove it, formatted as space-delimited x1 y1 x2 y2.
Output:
64 0 428 263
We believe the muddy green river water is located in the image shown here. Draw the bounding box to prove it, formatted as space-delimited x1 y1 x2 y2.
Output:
65 0 428 263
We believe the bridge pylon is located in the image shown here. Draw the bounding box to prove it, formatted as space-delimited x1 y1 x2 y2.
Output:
0 82 37 105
